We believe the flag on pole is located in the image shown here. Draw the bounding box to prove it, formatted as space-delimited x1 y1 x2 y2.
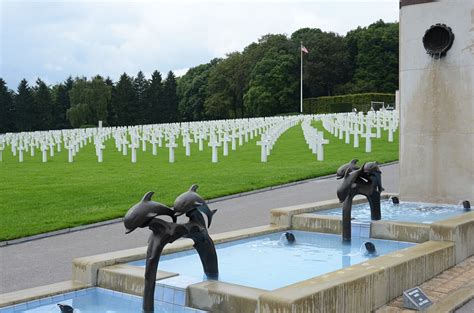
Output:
301 45 309 54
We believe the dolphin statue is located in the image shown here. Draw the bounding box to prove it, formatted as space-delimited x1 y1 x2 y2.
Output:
124 191 176 234
173 184 217 228
363 161 384 193
336 159 359 179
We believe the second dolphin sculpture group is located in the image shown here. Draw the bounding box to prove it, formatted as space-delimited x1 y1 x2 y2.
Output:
336 159 384 241
124 185 218 313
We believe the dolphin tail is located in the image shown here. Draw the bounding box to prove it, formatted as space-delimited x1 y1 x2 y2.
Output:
196 203 217 228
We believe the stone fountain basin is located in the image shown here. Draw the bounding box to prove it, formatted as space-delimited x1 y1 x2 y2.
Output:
3 195 472 313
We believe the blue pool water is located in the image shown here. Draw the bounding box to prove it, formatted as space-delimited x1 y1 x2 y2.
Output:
313 200 467 223
0 288 203 313
129 230 415 290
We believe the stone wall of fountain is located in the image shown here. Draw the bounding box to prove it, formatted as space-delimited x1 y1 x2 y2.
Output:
399 0 473 204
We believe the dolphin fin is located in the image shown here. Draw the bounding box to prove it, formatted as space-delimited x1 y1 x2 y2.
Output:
189 184 199 192
142 191 154 202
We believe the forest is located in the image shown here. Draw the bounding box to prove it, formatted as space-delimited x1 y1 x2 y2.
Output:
0 20 398 133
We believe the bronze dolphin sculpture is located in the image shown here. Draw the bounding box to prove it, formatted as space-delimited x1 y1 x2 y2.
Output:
336 159 359 179
173 184 217 228
124 191 176 234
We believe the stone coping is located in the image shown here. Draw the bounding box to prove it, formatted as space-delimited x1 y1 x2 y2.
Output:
430 211 474 264
72 224 286 286
97 264 178 296
292 213 432 243
0 280 87 308
188 280 267 313
270 193 396 227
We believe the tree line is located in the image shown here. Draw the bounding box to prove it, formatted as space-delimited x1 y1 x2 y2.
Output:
0 20 398 133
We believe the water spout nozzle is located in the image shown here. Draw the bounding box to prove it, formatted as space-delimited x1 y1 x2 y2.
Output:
391 196 400 205
462 200 471 211
364 242 376 255
284 232 295 244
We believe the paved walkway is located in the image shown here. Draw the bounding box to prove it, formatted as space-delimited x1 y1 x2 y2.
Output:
0 163 399 294
376 255 474 313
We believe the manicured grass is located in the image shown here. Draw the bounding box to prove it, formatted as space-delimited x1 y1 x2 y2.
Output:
0 122 399 240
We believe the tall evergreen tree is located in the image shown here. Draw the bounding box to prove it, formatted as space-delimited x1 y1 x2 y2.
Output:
33 79 53 130
147 70 164 123
14 79 35 131
133 71 150 124
111 73 136 126
0 78 15 133
104 76 115 126
163 71 178 122
52 82 70 129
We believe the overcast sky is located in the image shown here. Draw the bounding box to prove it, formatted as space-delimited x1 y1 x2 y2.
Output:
0 0 399 89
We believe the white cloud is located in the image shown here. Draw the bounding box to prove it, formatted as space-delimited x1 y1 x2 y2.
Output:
174 68 190 77
0 0 399 88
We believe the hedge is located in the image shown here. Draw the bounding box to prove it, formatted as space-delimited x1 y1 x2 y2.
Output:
303 93 395 114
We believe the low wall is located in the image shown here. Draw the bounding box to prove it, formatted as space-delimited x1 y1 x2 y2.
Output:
430 211 474 264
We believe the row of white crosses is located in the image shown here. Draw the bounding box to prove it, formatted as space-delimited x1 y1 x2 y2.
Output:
301 117 329 161
103 117 286 164
0 112 398 164
318 110 399 153
0 127 110 164
256 116 301 162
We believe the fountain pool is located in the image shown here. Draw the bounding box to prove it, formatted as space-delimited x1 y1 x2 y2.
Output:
128 230 415 290
0 287 204 313
312 200 468 224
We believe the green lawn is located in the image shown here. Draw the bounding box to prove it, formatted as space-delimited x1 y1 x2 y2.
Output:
0 121 399 240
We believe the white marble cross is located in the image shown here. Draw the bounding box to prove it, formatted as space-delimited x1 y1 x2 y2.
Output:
130 140 139 163
208 135 221 163
0 142 4 162
157 132 163 148
183 134 192 157
95 140 105 163
150 136 158 156
49 142 54 157
315 132 329 161
68 142 74 163
344 126 351 144
41 143 48 163
30 142 35 157
141 135 147 152
256 135 268 162
352 127 362 148
122 138 128 156
222 134 230 156
387 122 395 142
166 136 178 163
231 131 238 151
363 126 376 153
18 143 24 162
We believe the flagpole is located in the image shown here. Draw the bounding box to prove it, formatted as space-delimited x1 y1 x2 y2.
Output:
300 41 303 113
